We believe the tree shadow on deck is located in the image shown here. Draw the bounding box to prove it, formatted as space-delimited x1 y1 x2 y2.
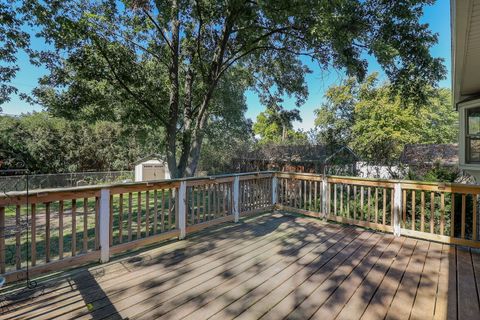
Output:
2 213 478 319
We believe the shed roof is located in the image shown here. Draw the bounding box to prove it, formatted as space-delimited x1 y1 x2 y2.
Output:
133 154 166 166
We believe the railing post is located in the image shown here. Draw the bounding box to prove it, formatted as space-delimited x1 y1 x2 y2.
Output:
178 181 187 239
233 175 240 222
393 183 402 237
322 175 328 219
271 175 278 207
99 188 110 263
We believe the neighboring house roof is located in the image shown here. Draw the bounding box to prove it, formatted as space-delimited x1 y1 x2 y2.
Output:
399 144 459 166
236 144 358 164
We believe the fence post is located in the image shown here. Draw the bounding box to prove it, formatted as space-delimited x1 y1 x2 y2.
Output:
393 183 402 237
178 181 187 239
322 175 328 219
99 188 110 263
271 175 278 208
233 175 240 222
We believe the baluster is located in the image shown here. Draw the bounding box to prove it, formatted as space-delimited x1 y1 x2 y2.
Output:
59 201 64 260
461 194 466 239
190 187 195 224
153 190 158 234
15 205 21 269
31 203 36 266
45 203 51 262
367 187 371 222
72 199 76 256
450 193 455 238
360 186 364 221
473 195 478 241
128 193 133 241
0 206 4 273
440 193 445 235
411 190 416 230
383 188 387 225
334 184 337 215
137 192 142 239
421 192 425 232
168 188 172 228
353 186 357 220
108 195 113 246
83 198 89 251
161 190 165 231
430 192 435 234
145 191 150 236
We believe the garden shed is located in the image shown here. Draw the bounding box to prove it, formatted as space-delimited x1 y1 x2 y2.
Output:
134 155 170 182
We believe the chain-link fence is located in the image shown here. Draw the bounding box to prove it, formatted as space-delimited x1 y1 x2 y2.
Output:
0 171 134 192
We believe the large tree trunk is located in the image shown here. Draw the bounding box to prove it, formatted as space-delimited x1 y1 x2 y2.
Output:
165 0 180 178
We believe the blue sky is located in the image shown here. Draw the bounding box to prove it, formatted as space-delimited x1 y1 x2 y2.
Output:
2 0 452 130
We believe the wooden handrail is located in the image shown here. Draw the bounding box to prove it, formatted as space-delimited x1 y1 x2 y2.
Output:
0 171 276 283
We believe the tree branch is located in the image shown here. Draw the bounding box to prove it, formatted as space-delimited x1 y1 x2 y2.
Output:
92 38 166 125
142 8 174 53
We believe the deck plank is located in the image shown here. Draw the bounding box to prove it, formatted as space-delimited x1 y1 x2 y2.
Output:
31 218 319 320
0 214 288 312
285 233 390 320
472 248 480 314
384 239 430 320
434 244 457 320
137 224 352 320
2 215 304 319
410 241 443 320
335 237 416 320
187 227 367 320
360 238 419 320
457 247 480 320
108 223 351 320
234 232 392 320
310 235 405 320
1 213 480 320
209 231 377 320
171 228 358 320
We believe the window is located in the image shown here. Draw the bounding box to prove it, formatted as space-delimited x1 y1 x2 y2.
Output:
466 107 480 163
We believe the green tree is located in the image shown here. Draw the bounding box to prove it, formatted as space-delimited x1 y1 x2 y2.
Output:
0 112 166 173
314 74 458 163
253 108 306 144
21 0 445 177
0 2 30 106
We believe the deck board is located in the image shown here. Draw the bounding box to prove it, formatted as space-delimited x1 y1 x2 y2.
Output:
457 247 480 320
0 212 479 320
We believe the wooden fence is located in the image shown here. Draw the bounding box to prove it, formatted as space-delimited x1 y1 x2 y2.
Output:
1 170 480 284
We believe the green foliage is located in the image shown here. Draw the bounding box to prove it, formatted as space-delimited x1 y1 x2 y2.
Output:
253 108 307 144
0 113 163 173
0 2 30 106
16 0 445 176
314 74 458 164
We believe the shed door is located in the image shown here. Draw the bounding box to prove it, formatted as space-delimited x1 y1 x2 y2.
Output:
143 165 165 181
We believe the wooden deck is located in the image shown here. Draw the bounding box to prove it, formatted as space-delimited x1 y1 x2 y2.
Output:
0 212 479 320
